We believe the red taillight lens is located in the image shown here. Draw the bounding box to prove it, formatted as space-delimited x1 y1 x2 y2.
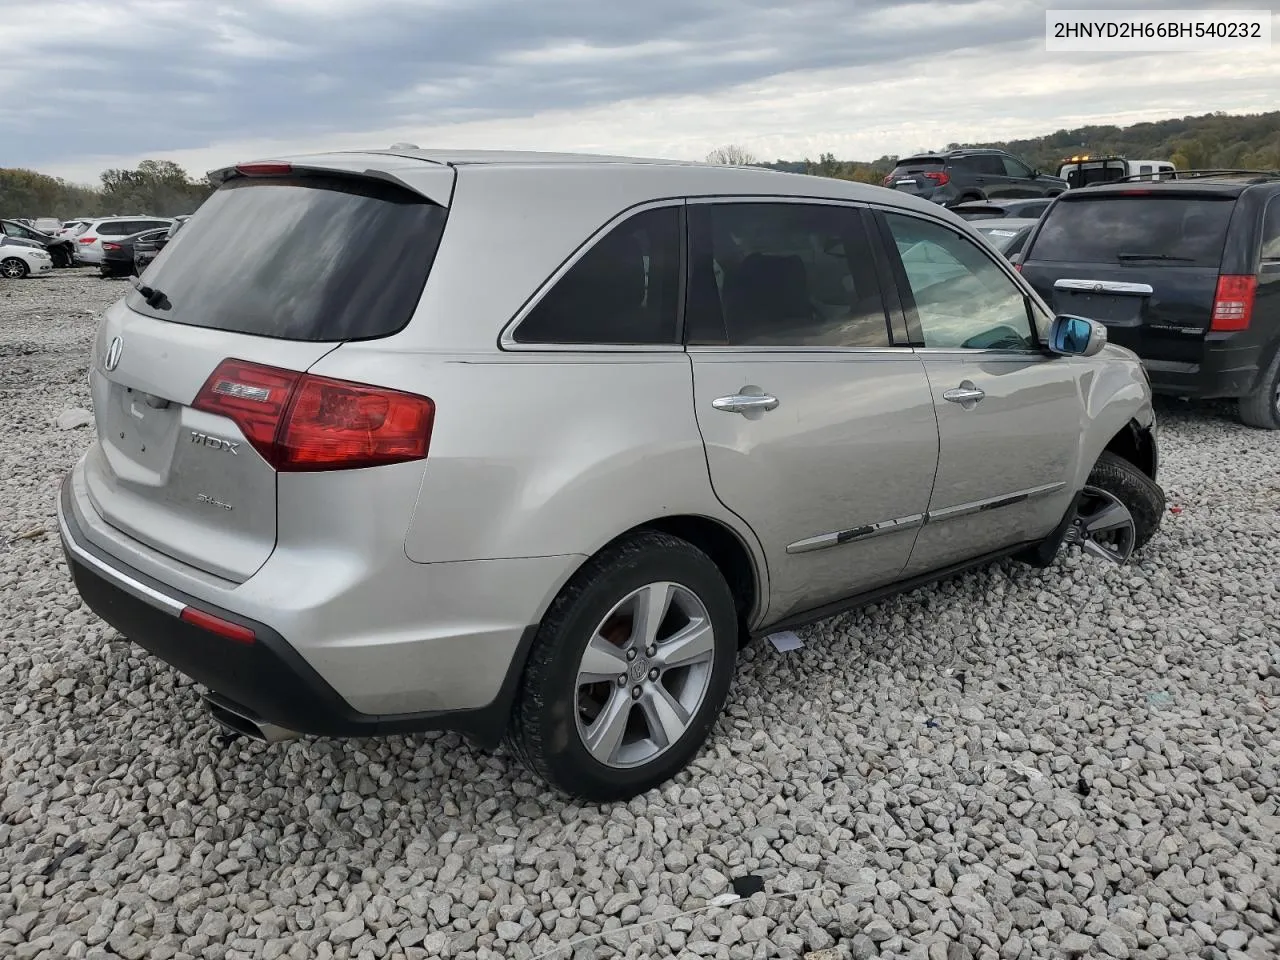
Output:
192 359 434 471
278 375 435 471
882 175 893 186
1211 275 1257 332
78 237 96 243
103 243 121 251
1013 263 1022 273
235 162 293 176
924 171 951 186
180 606 255 644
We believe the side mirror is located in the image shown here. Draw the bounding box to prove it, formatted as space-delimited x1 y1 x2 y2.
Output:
1028 169 1040 179
1048 314 1107 357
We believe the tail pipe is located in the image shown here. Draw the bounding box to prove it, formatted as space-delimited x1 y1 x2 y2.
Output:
202 694 301 743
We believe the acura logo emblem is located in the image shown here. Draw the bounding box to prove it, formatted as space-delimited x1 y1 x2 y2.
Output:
104 336 123 372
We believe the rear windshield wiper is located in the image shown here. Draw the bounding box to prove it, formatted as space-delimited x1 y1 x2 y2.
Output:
1116 252 1193 262
131 278 171 310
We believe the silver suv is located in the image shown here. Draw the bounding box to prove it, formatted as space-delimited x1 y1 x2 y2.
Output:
58 150 1165 801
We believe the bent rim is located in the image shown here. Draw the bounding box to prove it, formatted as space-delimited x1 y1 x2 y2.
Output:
1068 485 1136 564
574 581 716 769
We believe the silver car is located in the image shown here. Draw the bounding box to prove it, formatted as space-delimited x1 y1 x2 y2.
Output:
58 150 1165 801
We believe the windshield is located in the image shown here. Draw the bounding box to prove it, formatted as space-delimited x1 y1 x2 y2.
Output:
976 225 1029 253
126 174 448 341
1028 195 1234 266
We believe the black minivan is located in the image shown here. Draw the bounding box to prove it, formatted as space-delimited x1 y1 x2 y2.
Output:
1017 172 1280 429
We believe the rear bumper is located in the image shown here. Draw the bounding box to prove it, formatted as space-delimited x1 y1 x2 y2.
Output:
1145 339 1263 399
57 471 568 747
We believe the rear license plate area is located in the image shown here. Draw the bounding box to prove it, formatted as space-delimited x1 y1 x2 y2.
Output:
1055 292 1145 327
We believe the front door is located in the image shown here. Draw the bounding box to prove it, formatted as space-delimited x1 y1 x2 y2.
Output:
878 210 1084 575
685 199 940 623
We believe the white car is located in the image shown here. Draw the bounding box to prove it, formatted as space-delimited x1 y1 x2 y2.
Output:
71 216 174 265
0 239 54 279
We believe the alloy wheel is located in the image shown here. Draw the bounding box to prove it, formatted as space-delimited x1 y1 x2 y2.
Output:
1066 485 1137 564
574 581 715 768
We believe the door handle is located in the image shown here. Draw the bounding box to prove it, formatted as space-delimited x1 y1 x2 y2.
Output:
712 394 779 414
943 385 985 405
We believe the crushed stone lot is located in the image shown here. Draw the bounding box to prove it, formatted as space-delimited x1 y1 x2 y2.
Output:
1 268 1278 960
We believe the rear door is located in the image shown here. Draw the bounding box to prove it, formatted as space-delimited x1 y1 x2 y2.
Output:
877 209 1083 574
84 164 453 582
1018 192 1237 369
686 199 939 623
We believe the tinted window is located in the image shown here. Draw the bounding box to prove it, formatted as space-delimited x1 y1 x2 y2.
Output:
686 202 889 348
1002 155 1033 178
953 155 1004 176
1261 196 1280 261
515 206 680 345
885 213 1035 351
126 175 447 341
1028 196 1234 266
97 222 130 236
889 159 943 177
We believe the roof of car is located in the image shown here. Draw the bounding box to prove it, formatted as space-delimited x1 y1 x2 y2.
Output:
973 218 1040 230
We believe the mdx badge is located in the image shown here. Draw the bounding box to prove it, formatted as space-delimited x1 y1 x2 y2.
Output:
103 336 123 372
190 431 240 454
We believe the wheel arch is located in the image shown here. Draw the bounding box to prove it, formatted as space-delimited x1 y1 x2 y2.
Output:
1102 418 1159 480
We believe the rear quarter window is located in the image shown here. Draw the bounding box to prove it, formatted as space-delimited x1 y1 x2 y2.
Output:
126 174 448 342
1027 195 1235 267
1262 195 1280 261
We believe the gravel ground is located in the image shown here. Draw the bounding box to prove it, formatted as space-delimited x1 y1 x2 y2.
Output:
1 269 1278 960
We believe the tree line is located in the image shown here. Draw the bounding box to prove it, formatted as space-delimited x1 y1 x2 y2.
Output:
0 160 215 220
707 109 1280 182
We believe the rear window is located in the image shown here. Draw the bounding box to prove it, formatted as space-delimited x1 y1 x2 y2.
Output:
889 158 943 176
1028 195 1235 266
127 175 447 341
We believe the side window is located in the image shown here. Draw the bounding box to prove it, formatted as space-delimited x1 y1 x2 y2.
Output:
0 222 20 237
514 206 681 345
1002 155 1033 178
686 202 890 348
1262 197 1280 261
884 213 1036 351
97 223 122 236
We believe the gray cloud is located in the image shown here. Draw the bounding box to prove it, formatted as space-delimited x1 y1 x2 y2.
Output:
0 0 1265 176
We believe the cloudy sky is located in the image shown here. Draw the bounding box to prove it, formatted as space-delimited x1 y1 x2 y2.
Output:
4 0 1278 184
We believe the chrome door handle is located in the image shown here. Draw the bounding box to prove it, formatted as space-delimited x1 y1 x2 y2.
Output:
712 394 779 414
943 386 985 404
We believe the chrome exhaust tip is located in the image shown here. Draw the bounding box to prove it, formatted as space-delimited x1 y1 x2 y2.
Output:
202 695 301 744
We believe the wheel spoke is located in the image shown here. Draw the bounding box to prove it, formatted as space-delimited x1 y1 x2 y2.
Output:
1083 502 1132 535
632 582 674 648
1083 538 1128 564
652 618 714 670
584 690 632 764
638 683 690 750
577 634 629 685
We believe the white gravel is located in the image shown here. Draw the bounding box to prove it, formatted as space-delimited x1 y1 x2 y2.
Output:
1 269 1278 960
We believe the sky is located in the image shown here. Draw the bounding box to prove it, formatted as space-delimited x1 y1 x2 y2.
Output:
3 0 1278 184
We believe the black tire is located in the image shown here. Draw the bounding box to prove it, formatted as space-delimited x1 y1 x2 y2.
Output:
1 257 29 280
507 531 738 802
1085 452 1165 552
1238 346 1280 430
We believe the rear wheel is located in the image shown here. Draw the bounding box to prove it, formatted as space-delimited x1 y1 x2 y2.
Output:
507 531 737 802
1 257 29 279
1238 347 1280 430
1064 452 1164 563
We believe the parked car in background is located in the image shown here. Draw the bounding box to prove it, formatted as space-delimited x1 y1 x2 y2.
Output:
57 220 91 239
0 237 55 279
100 227 170 278
1 218 75 267
952 198 1055 221
972 218 1041 259
33 218 62 234
71 216 174 265
133 215 191 274
883 149 1068 207
1057 155 1176 188
1018 170 1280 429
59 150 1163 801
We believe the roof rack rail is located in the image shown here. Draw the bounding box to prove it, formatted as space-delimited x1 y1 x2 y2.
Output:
1107 168 1280 184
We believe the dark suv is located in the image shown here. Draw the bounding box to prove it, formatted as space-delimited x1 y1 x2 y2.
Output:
883 149 1067 207
1017 171 1280 429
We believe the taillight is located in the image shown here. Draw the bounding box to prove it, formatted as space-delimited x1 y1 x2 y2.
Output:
1013 263 1023 273
180 606 255 644
924 171 951 186
103 242 120 251
78 237 96 244
1211 275 1257 332
882 175 893 186
192 359 434 471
